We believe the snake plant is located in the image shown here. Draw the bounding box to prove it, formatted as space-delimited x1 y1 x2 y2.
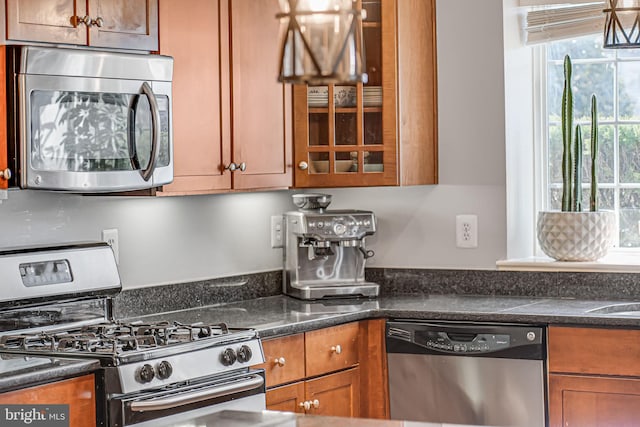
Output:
560 55 599 212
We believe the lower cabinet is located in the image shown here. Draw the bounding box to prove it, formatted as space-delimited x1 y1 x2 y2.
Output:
255 320 387 419
549 374 640 427
0 374 96 427
268 368 360 417
548 326 640 427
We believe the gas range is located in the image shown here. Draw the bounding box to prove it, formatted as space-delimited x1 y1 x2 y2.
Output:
0 242 266 426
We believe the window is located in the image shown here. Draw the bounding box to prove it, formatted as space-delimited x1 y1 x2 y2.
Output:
541 34 640 248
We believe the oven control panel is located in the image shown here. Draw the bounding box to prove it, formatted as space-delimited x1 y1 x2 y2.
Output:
19 259 73 287
117 338 265 394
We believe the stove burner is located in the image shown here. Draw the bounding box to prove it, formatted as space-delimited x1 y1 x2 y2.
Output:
0 321 234 356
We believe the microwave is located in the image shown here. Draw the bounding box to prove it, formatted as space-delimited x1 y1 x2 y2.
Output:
6 46 173 192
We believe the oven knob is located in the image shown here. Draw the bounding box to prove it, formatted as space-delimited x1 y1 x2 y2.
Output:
137 364 155 383
220 348 237 366
156 361 173 380
237 345 253 363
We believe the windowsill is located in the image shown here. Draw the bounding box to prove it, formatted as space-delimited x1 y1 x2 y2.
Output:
496 253 640 273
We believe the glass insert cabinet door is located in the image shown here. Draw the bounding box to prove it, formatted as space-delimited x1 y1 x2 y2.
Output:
22 75 172 192
292 0 398 188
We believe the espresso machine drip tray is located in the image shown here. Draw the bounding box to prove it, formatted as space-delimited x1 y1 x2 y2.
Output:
282 194 380 300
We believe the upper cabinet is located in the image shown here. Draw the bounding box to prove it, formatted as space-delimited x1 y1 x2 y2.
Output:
6 0 159 51
293 0 437 188
158 0 291 196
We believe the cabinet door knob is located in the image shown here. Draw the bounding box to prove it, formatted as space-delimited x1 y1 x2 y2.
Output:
274 357 286 367
298 161 309 171
225 162 247 172
331 345 342 354
71 15 91 26
0 168 12 181
299 401 311 411
312 399 320 409
91 16 104 27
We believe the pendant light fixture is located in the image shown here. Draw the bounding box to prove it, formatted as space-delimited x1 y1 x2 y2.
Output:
604 0 640 48
276 0 367 84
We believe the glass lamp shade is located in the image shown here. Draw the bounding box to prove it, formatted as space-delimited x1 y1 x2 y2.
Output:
277 0 367 84
604 0 640 48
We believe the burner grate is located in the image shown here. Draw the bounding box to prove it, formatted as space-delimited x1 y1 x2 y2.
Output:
0 321 234 356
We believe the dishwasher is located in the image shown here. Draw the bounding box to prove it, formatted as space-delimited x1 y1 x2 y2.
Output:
386 320 546 427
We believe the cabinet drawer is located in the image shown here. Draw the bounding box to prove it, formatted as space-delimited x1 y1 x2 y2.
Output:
549 326 640 377
305 323 359 377
255 334 305 387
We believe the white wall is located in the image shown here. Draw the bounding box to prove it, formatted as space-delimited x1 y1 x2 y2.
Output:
0 0 509 289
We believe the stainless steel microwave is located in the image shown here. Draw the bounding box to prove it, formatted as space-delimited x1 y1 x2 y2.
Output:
7 46 173 192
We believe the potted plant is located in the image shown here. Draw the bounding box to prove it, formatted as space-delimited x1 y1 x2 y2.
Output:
537 55 615 261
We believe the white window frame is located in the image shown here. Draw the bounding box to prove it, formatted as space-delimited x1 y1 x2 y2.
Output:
533 37 640 254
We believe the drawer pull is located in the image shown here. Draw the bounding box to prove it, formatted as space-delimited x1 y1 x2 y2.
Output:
331 345 342 354
274 357 286 367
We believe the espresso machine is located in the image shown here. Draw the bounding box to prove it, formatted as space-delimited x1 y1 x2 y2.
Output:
282 193 380 300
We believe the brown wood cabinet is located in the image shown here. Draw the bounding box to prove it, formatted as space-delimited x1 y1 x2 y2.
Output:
255 320 388 419
6 0 158 50
0 374 96 427
158 0 291 196
0 45 7 190
548 326 640 427
292 0 437 188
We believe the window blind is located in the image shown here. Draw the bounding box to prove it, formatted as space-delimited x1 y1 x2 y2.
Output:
521 1 606 44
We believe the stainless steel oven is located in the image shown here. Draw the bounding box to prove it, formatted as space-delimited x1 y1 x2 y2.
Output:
6 46 173 192
0 243 266 427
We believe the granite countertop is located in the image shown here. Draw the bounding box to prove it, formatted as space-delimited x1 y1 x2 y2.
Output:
125 293 640 338
0 354 100 393
144 409 481 427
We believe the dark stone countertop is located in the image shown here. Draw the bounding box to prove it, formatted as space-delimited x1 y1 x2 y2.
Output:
0 354 100 393
125 294 640 338
139 409 480 427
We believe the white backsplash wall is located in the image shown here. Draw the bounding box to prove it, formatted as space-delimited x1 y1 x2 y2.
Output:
0 190 293 289
0 0 507 289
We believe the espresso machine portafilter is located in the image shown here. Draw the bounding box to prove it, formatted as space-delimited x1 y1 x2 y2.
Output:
281 194 380 300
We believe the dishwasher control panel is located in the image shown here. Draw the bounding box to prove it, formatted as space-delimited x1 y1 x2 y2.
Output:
386 320 544 360
423 332 510 354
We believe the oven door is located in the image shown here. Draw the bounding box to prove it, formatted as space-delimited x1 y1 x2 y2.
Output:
20 73 173 192
109 370 266 427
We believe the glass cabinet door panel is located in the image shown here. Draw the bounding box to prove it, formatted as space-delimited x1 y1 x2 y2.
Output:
335 151 357 173
309 113 329 146
335 113 357 145
362 1 381 22
363 27 382 86
364 112 382 145
309 152 329 174
364 151 383 173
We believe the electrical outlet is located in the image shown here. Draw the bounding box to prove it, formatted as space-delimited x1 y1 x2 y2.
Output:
456 215 478 248
271 216 284 248
102 228 119 263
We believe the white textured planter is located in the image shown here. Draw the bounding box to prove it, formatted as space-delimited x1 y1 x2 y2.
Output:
537 211 615 262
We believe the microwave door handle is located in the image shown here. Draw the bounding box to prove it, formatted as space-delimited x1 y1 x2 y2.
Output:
139 82 161 182
127 94 142 171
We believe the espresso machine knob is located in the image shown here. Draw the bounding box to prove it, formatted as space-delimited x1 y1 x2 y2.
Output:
333 222 347 236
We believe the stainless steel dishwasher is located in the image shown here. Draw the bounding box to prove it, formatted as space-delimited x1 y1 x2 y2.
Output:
386 320 546 427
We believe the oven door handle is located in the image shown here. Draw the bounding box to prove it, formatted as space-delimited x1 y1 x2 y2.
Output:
138 81 161 182
129 374 264 412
